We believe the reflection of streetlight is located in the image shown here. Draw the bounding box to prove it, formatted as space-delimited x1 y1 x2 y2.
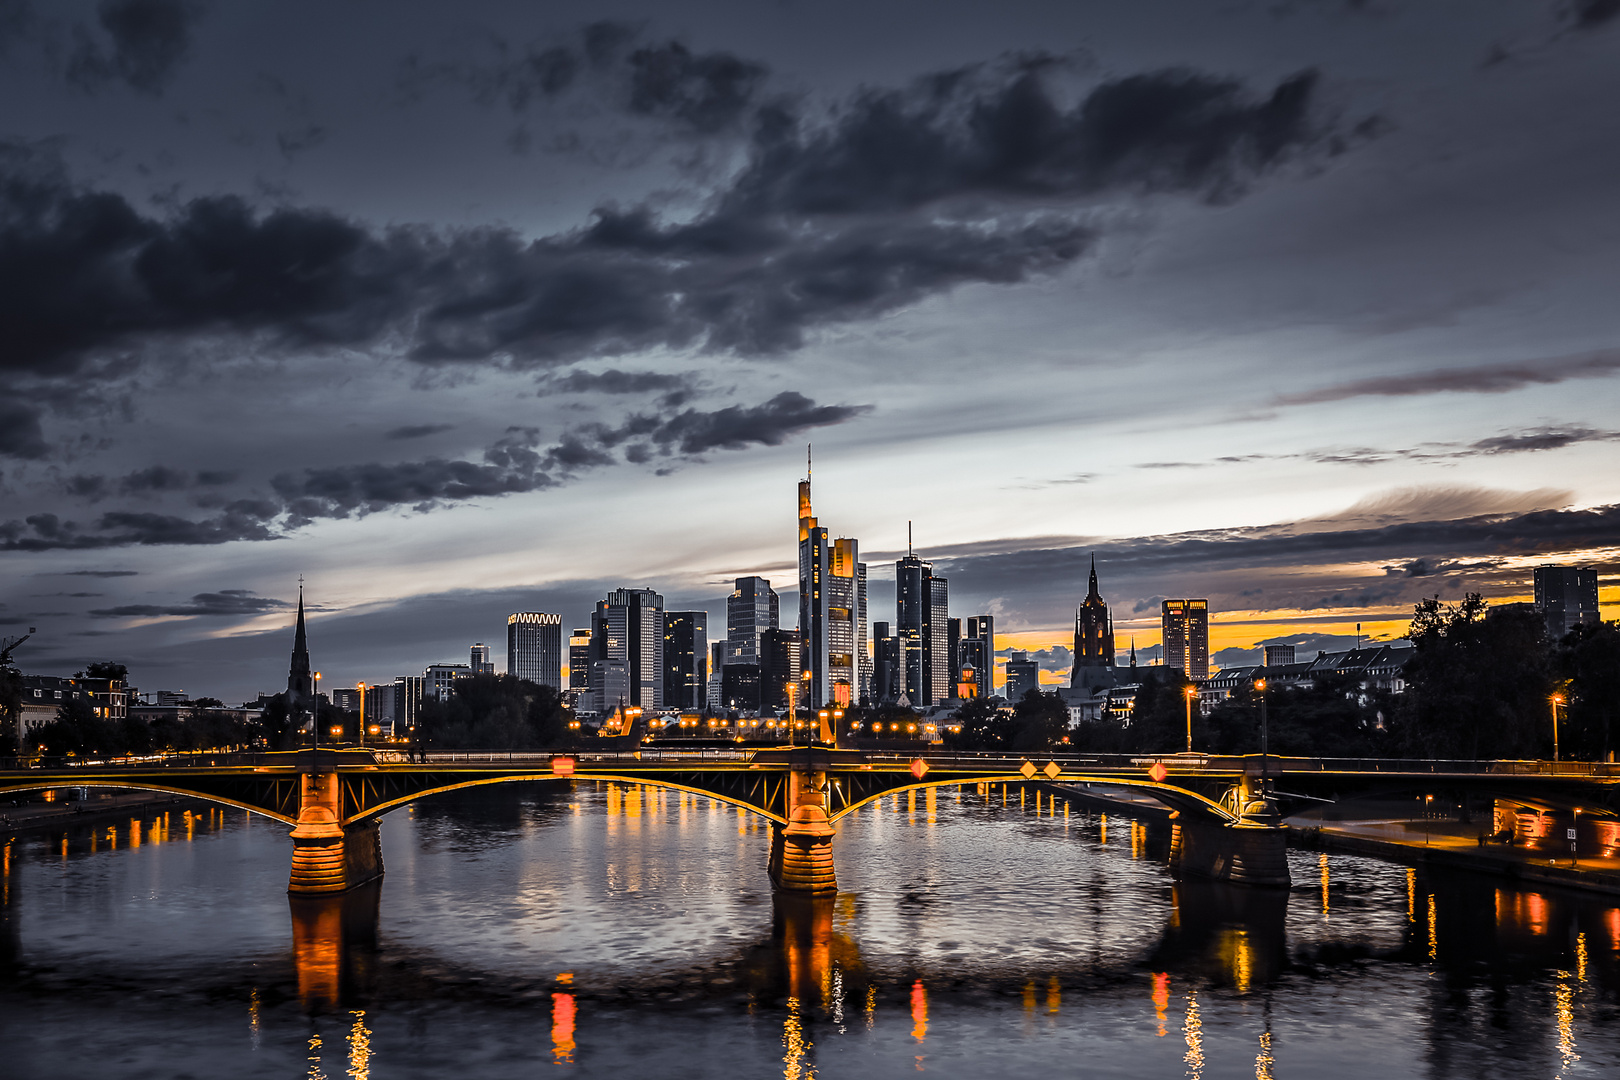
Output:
1550 693 1564 762
1184 686 1197 753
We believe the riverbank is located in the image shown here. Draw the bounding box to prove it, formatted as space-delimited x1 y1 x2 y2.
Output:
1288 815 1620 896
1 790 197 836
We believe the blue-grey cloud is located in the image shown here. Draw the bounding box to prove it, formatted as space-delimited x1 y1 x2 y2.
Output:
90 588 290 618
65 0 204 96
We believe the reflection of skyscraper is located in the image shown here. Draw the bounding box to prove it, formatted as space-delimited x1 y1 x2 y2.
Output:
728 577 779 665
506 613 561 688
662 611 708 710
1161 599 1209 679
798 467 864 707
1533 565 1601 640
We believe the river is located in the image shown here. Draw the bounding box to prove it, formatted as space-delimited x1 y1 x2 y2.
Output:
0 781 1615 1078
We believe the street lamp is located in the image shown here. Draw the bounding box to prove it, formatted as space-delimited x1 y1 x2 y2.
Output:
357 681 367 747
1184 685 1197 753
1254 679 1269 782
312 671 322 747
1550 693 1564 762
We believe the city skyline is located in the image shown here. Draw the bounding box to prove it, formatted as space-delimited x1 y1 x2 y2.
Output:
2 1 1618 701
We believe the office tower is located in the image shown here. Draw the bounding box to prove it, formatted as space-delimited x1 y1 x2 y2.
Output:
470 642 495 676
364 682 397 736
964 615 995 697
1161 599 1210 679
663 611 708 710
424 663 471 701
1005 651 1041 700
871 621 898 704
721 660 761 713
1070 556 1117 680
593 588 664 710
895 548 932 706
928 575 950 705
727 577 779 665
761 627 801 710
708 641 728 711
1263 644 1295 668
568 627 591 691
797 470 863 707
947 618 962 683
1534 565 1601 640
506 613 562 689
393 675 424 733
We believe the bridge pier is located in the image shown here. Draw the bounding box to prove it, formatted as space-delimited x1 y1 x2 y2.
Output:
288 771 384 894
1170 776 1290 888
769 764 837 894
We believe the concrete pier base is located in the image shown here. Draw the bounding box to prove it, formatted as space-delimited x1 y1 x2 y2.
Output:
288 772 384 894
769 803 837 893
1170 819 1291 887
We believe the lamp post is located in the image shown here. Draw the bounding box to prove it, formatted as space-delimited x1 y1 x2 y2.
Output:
1255 678 1269 783
357 681 367 747
1184 685 1196 753
312 671 321 748
1550 693 1564 763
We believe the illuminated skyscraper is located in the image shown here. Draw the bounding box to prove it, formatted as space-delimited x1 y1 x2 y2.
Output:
928 575 950 705
727 577 779 666
896 536 948 707
506 613 562 688
662 611 708 710
762 627 801 711
1161 599 1210 679
470 642 495 675
963 615 994 697
797 465 864 708
568 627 591 691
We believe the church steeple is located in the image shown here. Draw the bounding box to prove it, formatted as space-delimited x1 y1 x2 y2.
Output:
1070 555 1116 685
1087 553 1101 602
287 585 312 704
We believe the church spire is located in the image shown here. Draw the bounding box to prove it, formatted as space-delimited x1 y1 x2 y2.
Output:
287 583 313 704
1087 553 1101 601
1129 637 1138 668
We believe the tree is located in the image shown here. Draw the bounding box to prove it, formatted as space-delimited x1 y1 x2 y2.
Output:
1204 671 1394 757
1554 620 1620 760
1398 594 1552 759
82 661 129 681
0 667 21 755
943 696 1010 750
418 674 571 749
1127 669 1198 753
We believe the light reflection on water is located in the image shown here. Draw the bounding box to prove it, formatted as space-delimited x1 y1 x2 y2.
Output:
0 782 1617 1077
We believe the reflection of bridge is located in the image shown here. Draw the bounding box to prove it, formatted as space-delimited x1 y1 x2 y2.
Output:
4 748 1617 895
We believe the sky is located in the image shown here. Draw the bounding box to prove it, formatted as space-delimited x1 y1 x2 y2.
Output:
2 0 1618 702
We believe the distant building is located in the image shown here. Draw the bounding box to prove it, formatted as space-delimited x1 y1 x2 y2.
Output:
364 682 397 736
16 675 128 739
720 661 761 714
928 576 950 705
896 544 948 707
1263 644 1296 667
727 577 779 666
424 663 471 701
662 611 708 710
1534 565 1601 641
707 641 729 711
1005 652 1041 701
962 615 994 699
506 613 562 689
761 627 801 711
470 642 495 676
1070 556 1117 681
568 627 591 692
393 675 424 733
1161 599 1210 680
592 589 664 710
330 687 361 712
871 621 900 703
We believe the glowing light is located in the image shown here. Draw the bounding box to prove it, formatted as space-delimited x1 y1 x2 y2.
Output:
552 992 577 1064
552 756 576 778
1320 853 1330 919
783 997 811 1080
910 979 928 1042
1183 990 1204 1079
1149 762 1168 783
347 1010 372 1080
1427 894 1438 961
1556 977 1579 1072
1046 975 1060 1015
1255 1031 1275 1080
1152 972 1170 1037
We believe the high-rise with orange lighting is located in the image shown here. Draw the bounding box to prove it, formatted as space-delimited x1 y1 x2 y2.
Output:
1161 599 1210 679
798 464 865 708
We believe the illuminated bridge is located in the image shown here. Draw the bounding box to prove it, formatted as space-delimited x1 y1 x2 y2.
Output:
3 747 1616 896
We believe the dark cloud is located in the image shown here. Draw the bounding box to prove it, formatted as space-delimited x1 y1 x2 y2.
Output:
0 397 47 458
551 368 689 394
120 464 190 492
1466 426 1620 455
90 589 290 618
384 423 456 440
994 644 1072 672
61 569 138 577
0 505 280 551
1272 349 1620 407
401 22 767 134
1569 0 1620 29
65 0 203 96
1 60 1341 388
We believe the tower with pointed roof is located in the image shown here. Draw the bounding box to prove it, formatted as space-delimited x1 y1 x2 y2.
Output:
287 587 313 706
1069 555 1117 687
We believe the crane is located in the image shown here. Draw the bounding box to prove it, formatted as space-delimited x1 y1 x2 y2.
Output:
0 627 35 669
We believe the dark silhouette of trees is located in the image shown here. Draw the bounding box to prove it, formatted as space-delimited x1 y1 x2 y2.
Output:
1124 668 1198 754
1203 672 1393 757
81 661 129 681
417 674 571 749
1398 594 1553 759
943 690 1068 751
1553 619 1620 760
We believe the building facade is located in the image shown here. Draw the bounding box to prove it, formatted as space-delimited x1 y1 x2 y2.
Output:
1005 651 1041 701
1071 556 1116 676
727 577 779 666
470 642 495 676
592 588 664 710
797 475 864 708
662 611 708 711
761 627 801 711
1533 565 1601 641
506 612 563 688
1161 599 1210 680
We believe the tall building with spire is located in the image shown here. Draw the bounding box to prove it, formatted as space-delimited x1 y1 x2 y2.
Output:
287 587 313 704
797 452 865 708
1070 556 1117 680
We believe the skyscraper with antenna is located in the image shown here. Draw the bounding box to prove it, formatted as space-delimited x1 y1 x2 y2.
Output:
797 445 865 709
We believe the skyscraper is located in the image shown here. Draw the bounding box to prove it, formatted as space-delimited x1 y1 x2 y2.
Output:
872 621 899 703
1533 565 1601 640
568 627 591 692
1006 651 1041 700
963 615 994 698
727 577 779 666
896 549 931 706
762 627 801 711
1161 599 1210 680
470 641 495 675
506 613 562 689
928 574 950 705
798 467 864 707
662 611 708 710
593 588 664 709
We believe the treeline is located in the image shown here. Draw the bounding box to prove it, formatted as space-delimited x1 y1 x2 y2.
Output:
946 596 1620 760
417 674 572 749
23 697 265 757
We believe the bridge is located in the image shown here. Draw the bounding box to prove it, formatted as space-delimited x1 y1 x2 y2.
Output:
3 747 1616 895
